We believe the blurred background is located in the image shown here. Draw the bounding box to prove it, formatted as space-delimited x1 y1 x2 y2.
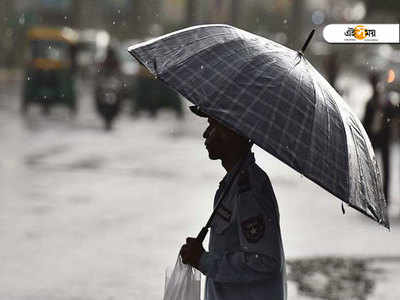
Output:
0 1 399 299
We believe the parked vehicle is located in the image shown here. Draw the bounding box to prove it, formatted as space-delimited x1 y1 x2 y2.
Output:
119 40 183 118
134 67 183 118
22 26 78 115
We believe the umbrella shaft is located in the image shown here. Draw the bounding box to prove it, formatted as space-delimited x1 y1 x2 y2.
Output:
196 154 248 243
196 227 209 242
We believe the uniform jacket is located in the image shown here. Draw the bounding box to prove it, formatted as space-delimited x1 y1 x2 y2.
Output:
197 152 287 300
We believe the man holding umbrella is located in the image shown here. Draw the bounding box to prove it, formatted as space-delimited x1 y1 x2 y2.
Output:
129 24 389 300
179 106 287 300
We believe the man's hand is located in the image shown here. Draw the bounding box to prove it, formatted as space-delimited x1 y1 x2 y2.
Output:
180 237 205 267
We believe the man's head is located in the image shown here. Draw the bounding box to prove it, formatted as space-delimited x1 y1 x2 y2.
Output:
189 106 252 161
202 117 251 161
190 105 252 169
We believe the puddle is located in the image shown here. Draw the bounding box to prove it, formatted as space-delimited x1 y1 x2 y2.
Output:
287 257 377 300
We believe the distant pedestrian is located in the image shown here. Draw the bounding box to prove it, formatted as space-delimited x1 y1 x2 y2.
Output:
98 45 121 77
362 72 393 204
386 89 400 207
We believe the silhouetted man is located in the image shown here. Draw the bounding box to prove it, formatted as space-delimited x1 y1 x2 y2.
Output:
180 106 286 300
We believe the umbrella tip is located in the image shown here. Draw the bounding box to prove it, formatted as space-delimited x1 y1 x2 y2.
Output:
299 28 316 55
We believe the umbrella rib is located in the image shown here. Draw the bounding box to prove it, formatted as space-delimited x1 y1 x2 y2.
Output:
158 29 255 76
347 122 388 228
223 52 283 124
128 24 233 52
303 61 320 176
347 126 370 209
302 62 350 203
203 39 263 110
347 202 389 229
276 58 306 170
158 37 253 100
216 49 304 150
131 27 240 76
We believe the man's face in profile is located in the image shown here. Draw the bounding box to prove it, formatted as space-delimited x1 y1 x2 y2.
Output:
202 117 235 160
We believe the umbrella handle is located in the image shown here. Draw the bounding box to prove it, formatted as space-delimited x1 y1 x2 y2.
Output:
196 226 209 243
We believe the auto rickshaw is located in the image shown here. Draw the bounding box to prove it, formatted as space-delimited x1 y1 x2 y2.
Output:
22 27 79 114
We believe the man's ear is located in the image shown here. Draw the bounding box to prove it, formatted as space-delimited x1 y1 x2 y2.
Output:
219 126 234 141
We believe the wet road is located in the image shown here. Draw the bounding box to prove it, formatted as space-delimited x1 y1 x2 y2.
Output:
0 78 399 300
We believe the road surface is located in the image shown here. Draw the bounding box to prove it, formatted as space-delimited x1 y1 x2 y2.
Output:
0 76 399 299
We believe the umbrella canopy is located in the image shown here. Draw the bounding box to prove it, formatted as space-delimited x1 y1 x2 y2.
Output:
128 24 389 229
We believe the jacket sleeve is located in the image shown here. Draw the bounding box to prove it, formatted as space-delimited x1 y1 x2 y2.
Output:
197 189 282 283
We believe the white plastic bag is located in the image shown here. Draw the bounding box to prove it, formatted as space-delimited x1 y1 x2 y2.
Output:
163 255 201 300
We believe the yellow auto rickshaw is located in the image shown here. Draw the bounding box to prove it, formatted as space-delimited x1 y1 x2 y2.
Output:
22 26 79 114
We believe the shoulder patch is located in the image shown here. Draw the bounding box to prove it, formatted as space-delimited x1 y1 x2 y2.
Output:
237 170 251 193
241 215 265 243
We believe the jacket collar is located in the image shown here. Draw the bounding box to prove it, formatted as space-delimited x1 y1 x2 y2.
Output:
219 151 254 187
